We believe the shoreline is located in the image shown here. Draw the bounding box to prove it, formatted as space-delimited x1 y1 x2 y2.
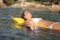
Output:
9 2 60 12
0 2 60 12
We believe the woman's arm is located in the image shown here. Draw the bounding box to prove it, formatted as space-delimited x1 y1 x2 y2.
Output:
38 19 60 31
38 19 54 28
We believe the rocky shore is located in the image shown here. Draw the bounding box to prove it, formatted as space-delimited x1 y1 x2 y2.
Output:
9 2 60 12
0 2 60 12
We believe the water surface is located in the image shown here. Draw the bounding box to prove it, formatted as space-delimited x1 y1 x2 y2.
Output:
0 8 60 40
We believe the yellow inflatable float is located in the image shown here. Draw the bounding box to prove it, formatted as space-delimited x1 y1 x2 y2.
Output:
11 17 47 29
12 18 24 24
11 17 24 28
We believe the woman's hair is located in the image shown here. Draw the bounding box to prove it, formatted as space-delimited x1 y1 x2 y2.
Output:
21 11 26 20
21 11 29 20
21 11 32 20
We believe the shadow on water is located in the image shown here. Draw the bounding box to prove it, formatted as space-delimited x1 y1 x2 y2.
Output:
0 8 60 40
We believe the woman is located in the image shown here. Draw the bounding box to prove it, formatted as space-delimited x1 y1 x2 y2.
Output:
21 11 60 31
21 11 41 31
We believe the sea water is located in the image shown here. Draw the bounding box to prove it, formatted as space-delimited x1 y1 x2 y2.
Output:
0 8 60 40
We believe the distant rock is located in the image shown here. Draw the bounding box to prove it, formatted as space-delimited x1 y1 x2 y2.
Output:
0 1 60 12
8 2 60 12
